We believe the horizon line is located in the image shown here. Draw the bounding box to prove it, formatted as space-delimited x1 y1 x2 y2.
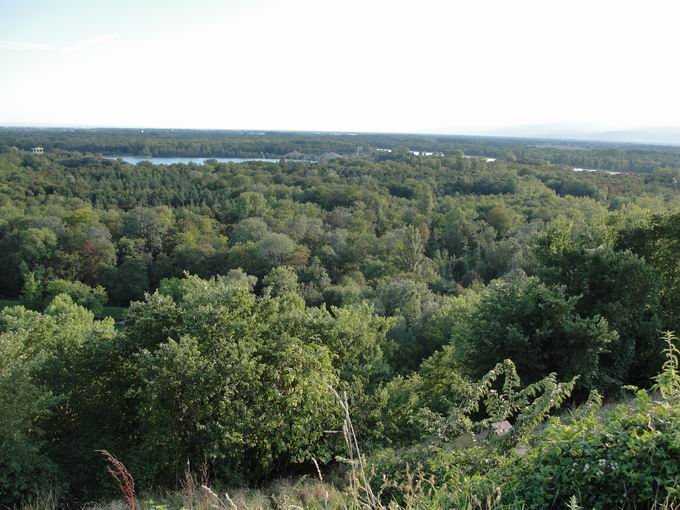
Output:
4 124 680 148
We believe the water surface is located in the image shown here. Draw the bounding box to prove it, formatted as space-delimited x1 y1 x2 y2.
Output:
105 156 279 165
573 167 621 175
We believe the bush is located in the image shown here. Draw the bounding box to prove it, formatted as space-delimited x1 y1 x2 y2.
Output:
505 393 680 508
20 273 108 315
126 275 341 486
455 270 617 393
498 333 680 508
45 279 108 315
363 358 576 505
359 335 680 509
0 330 58 506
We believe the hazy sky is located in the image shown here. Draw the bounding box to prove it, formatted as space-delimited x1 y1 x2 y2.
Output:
1 0 679 134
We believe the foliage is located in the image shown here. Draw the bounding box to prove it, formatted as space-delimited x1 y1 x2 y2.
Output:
262 265 299 297
455 270 616 393
3 133 680 507
20 272 108 315
652 331 680 400
505 391 680 507
0 327 58 505
125 275 347 486
538 219 664 392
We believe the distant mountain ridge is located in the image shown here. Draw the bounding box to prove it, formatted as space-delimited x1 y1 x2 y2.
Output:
485 125 680 146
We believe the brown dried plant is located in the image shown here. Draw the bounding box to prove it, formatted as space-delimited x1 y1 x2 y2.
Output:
96 450 136 510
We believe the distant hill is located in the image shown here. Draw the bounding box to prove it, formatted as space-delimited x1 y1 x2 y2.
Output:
486 124 680 146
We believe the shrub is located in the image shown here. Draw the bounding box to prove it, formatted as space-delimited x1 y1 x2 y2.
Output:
20 273 108 315
45 279 108 315
127 275 341 486
505 393 680 508
0 330 58 506
502 332 680 508
455 270 617 394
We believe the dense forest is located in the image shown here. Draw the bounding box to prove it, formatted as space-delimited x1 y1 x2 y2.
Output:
2 131 680 508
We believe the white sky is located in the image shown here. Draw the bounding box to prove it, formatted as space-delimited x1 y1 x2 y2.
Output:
1 0 679 134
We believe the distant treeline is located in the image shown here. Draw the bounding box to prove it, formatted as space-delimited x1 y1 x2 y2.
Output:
4 127 680 173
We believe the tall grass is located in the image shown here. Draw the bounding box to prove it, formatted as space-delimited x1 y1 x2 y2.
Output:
96 450 136 510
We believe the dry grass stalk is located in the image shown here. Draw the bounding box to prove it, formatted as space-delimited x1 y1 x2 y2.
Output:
182 461 196 510
96 450 136 510
200 485 238 510
312 457 331 510
331 388 384 509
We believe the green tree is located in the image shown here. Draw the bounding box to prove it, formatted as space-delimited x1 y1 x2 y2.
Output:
455 270 616 392
231 217 270 244
263 266 299 297
400 225 426 273
538 231 663 391
413 182 434 218
256 232 297 268
305 303 395 391
486 206 518 236
0 327 58 505
235 191 268 219
44 279 108 316
222 268 258 290
19 268 44 310
125 275 339 486
17 227 57 271
122 207 173 254
0 296 122 500
621 211 680 333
